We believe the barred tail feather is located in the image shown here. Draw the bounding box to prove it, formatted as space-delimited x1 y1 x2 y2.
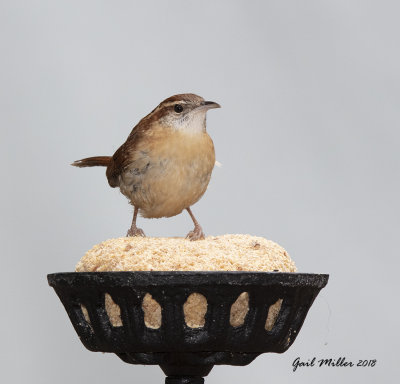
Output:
71 156 111 168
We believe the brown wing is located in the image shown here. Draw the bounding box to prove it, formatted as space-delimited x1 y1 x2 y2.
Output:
106 98 173 187
106 122 150 188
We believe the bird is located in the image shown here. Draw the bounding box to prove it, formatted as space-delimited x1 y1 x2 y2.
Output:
72 93 220 240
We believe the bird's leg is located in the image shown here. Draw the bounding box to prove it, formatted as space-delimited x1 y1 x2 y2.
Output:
127 206 146 237
185 207 205 241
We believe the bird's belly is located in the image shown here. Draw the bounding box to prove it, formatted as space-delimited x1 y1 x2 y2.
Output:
119 156 214 218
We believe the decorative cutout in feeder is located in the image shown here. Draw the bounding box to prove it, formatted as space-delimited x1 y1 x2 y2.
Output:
48 271 328 384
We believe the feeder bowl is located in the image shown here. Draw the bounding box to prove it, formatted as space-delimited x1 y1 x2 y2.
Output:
48 271 328 384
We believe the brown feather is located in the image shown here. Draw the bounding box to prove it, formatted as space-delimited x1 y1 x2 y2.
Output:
106 120 153 187
71 156 111 167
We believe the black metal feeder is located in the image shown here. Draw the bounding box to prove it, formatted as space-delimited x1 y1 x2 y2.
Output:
48 271 328 384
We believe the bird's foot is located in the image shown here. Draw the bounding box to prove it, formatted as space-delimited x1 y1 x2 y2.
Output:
126 226 146 237
186 225 205 241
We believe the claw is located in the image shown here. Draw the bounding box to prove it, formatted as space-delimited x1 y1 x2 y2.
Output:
127 227 146 237
186 225 205 241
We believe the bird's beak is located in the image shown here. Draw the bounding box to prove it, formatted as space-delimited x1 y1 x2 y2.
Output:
194 101 221 112
204 101 221 109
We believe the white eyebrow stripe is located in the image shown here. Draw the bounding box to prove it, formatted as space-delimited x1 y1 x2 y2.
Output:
161 100 191 108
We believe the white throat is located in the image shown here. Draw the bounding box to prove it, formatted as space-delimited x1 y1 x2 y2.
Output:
175 111 207 134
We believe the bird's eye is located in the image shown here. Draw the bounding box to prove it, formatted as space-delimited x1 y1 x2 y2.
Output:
174 104 183 113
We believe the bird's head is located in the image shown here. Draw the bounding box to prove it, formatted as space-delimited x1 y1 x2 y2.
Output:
145 93 220 134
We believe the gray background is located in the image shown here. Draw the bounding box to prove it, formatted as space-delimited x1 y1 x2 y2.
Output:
1 1 398 383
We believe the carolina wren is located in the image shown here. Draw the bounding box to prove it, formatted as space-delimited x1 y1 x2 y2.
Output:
72 93 220 240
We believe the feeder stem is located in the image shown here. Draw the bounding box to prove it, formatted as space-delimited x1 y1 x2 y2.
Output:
165 376 204 384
